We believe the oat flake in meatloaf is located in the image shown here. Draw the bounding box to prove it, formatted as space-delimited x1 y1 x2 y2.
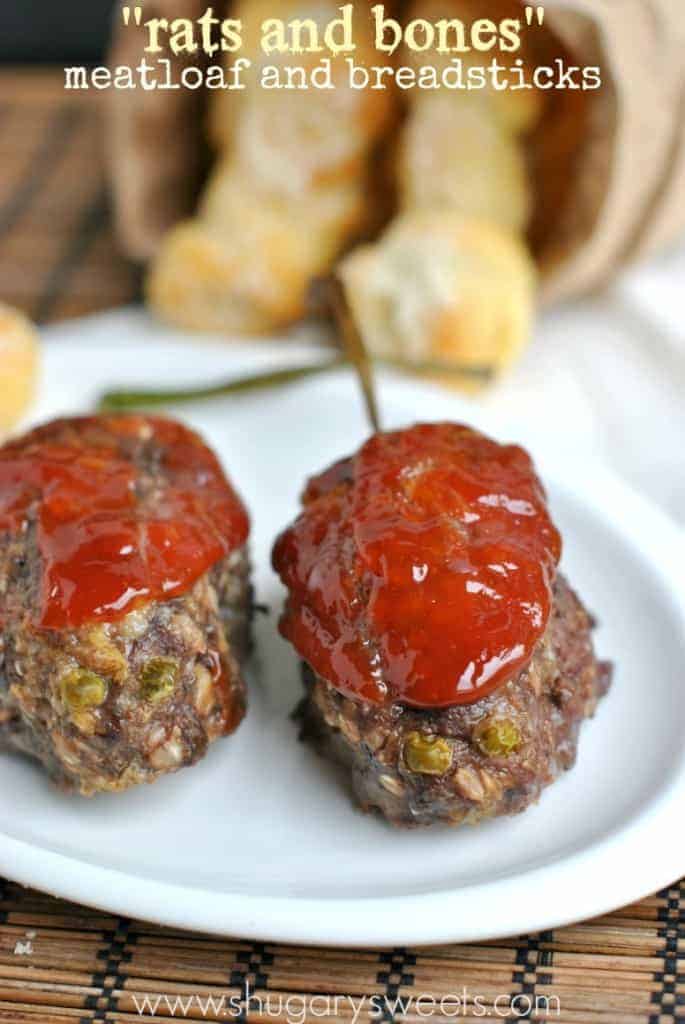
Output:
0 415 252 795
272 423 612 827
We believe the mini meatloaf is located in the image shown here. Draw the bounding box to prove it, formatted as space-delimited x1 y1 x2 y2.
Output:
273 423 611 827
0 415 251 796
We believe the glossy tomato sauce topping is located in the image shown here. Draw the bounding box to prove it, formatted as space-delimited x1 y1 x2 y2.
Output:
0 416 249 630
273 424 561 708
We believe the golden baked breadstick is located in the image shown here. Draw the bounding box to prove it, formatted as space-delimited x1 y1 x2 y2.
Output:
341 0 543 381
0 303 40 433
149 166 369 334
149 0 397 334
399 1 542 229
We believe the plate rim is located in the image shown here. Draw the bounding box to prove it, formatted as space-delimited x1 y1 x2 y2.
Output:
1 314 683 946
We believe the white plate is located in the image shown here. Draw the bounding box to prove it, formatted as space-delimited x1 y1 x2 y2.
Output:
2 308 684 947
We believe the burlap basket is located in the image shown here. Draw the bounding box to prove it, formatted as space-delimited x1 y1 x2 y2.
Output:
106 0 685 303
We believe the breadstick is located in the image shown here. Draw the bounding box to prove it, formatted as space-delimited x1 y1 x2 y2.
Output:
148 0 397 334
341 0 543 381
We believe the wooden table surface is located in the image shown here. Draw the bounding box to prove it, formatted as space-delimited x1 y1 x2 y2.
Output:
0 67 683 1024
0 68 138 323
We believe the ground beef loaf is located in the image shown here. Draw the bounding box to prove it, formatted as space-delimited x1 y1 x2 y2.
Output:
274 424 612 828
298 575 611 827
0 415 251 796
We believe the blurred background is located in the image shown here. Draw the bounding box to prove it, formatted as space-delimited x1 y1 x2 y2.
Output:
0 2 115 62
0 0 684 522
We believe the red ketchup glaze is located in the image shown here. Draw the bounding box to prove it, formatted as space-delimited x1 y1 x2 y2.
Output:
273 424 561 709
0 416 249 631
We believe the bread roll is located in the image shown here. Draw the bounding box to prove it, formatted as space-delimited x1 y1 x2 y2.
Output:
0 304 39 433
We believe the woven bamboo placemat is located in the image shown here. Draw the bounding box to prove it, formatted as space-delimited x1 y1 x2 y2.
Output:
0 67 683 1024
